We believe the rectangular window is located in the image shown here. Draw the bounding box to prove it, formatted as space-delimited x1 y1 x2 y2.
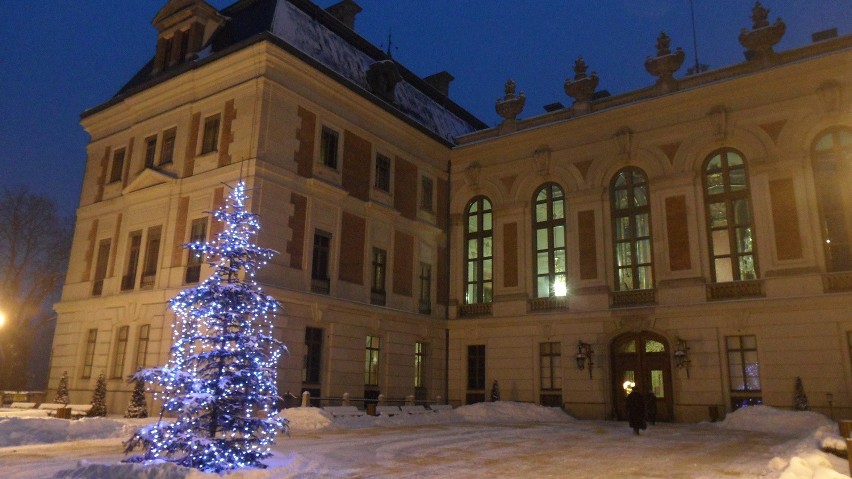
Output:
185 218 207 284
140 226 162 289
370 248 387 306
418 262 432 314
375 154 391 192
303 327 323 384
365 335 381 386
160 127 176 165
109 148 126 183
420 176 434 212
414 341 426 389
121 231 142 291
92 239 111 296
112 325 129 379
311 230 331 294
82 329 98 379
200 114 221 154
135 324 150 371
726 335 762 410
320 126 339 169
144 135 158 169
540 342 562 391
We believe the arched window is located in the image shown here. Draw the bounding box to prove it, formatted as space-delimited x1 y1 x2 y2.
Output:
702 149 757 282
533 184 567 297
610 167 653 291
464 197 493 304
811 127 852 272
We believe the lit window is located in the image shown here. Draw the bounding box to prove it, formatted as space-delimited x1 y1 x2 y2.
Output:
365 336 381 386
703 149 757 282
611 168 653 290
533 183 567 297
726 335 762 410
464 197 493 304
414 342 426 389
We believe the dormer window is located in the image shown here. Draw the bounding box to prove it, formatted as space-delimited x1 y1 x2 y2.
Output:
151 0 225 73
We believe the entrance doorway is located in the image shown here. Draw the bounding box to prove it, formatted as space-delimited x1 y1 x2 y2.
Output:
611 331 673 422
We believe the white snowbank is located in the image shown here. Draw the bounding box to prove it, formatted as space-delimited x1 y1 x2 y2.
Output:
0 417 133 447
280 406 333 432
717 405 835 436
453 401 574 424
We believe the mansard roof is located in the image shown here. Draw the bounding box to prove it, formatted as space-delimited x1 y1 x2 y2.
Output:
84 0 486 144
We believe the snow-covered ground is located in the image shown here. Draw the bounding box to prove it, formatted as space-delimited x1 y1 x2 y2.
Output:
0 403 848 478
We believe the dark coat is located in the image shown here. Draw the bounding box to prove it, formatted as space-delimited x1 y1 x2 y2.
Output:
645 392 658 424
626 390 647 432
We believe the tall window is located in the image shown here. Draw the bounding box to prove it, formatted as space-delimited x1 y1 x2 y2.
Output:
370 248 387 306
109 148 126 183
144 135 158 169
464 197 493 304
140 226 162 289
414 342 426 389
365 335 381 386
726 335 762 409
320 127 339 169
121 231 142 291
375 154 391 192
160 127 176 165
200 114 220 154
703 149 757 282
303 327 323 385
82 329 98 379
185 218 207 284
418 262 432 314
811 128 852 272
611 168 653 290
420 176 434 212
467 344 486 403
135 324 150 371
311 230 331 294
540 342 562 407
533 184 567 297
111 326 129 379
92 239 111 296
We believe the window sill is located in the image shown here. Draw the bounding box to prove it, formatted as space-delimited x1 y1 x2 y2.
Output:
528 296 569 312
610 289 656 308
706 280 764 300
459 302 492 317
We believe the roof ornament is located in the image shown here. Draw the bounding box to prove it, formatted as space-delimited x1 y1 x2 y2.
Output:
495 79 526 134
644 32 685 93
738 1 785 65
564 57 599 114
366 60 402 104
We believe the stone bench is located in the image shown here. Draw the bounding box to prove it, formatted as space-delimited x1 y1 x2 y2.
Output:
323 406 365 417
375 405 401 416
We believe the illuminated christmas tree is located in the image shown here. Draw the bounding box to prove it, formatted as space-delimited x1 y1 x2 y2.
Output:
55 371 69 405
124 181 287 472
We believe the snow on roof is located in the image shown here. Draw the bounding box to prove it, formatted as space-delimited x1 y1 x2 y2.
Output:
269 0 480 142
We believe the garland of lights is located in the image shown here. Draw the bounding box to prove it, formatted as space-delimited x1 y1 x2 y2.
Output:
124 181 288 472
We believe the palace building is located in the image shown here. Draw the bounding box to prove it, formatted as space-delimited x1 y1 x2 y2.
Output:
50 0 852 421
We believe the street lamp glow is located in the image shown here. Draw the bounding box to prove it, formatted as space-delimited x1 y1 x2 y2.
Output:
0 311 5 328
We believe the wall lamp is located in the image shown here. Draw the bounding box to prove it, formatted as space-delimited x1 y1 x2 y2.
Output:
674 337 691 378
576 340 594 379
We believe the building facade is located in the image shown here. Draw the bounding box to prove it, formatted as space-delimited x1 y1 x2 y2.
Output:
51 0 852 422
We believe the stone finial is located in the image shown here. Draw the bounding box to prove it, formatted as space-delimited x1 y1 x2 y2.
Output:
564 57 599 107
644 32 685 92
738 1 785 64
496 79 526 133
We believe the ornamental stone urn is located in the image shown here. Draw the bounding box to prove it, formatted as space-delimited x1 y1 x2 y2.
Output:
496 79 525 133
564 57 599 113
738 1 785 64
644 32 685 92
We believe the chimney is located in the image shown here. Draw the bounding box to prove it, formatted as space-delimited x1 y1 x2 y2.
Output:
424 71 455 97
326 0 362 30
812 28 837 42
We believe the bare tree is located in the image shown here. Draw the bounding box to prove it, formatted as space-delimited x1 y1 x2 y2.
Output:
0 186 72 389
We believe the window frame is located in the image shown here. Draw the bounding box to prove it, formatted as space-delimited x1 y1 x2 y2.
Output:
303 327 323 385
140 226 162 289
467 344 486 390
319 126 340 170
365 335 381 386
111 325 129 379
82 328 98 379
160 127 177 165
109 148 126 184
414 341 426 389
464 196 493 304
134 324 150 372
92 239 111 296
532 183 568 298
420 175 435 213
374 153 392 193
311 230 332 294
185 218 207 284
144 134 158 169
418 262 432 314
121 231 143 291
539 342 562 392
610 167 654 291
702 148 758 283
370 247 387 306
200 114 221 155
811 127 852 272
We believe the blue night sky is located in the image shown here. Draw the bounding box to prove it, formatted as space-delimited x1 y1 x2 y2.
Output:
1 0 849 217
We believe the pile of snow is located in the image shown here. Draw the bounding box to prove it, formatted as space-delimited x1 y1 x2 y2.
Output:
0 417 133 447
454 401 574 424
717 405 835 436
280 407 333 432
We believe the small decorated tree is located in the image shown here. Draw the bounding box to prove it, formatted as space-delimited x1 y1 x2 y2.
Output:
794 376 810 411
491 379 500 402
89 372 107 417
124 377 148 419
124 182 287 472
55 371 70 405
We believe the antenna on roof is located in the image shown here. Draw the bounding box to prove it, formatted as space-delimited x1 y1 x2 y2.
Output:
687 0 708 75
382 28 397 58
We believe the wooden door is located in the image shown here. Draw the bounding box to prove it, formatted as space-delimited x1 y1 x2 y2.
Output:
611 332 674 422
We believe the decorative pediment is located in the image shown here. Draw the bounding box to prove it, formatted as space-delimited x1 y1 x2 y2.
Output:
151 0 226 73
123 168 176 195
152 0 224 33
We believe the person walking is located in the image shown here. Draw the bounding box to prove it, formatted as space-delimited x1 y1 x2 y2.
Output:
626 389 647 435
645 390 657 425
